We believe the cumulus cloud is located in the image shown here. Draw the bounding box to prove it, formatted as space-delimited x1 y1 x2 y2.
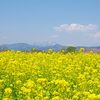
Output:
55 23 97 32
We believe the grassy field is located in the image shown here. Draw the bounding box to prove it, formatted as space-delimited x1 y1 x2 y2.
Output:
0 51 100 100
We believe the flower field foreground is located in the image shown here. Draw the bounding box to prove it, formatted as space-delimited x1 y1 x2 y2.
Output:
0 51 100 100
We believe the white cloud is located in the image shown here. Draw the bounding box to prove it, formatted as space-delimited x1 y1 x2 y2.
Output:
55 23 97 32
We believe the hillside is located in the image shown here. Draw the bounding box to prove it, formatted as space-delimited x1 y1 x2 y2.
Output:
0 43 100 52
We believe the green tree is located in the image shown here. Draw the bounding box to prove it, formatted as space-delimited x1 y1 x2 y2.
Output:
66 46 77 53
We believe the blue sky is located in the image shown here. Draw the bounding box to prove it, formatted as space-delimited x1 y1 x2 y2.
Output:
0 0 100 46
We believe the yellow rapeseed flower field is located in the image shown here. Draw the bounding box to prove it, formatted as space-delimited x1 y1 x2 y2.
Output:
0 50 100 100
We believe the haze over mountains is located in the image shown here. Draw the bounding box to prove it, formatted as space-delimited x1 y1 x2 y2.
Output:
0 43 100 52
0 43 64 51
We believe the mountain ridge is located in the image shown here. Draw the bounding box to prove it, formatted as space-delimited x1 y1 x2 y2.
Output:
0 43 100 52
0 43 65 51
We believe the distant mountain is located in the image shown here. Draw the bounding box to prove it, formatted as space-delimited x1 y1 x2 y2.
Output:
0 43 33 51
0 43 100 52
0 43 66 51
